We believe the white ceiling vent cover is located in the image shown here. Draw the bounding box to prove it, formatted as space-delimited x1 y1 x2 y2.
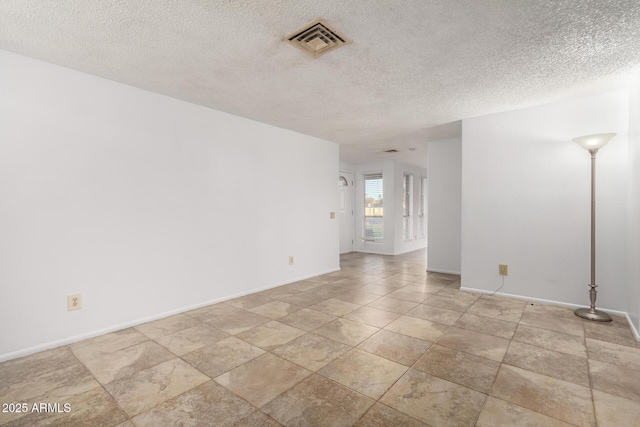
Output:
284 19 351 58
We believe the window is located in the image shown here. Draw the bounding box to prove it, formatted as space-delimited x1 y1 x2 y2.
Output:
419 176 427 238
364 173 383 242
403 173 413 240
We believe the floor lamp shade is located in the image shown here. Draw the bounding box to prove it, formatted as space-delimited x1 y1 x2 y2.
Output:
573 132 616 322
573 133 616 151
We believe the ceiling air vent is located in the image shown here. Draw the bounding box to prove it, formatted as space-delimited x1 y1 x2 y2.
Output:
284 19 351 58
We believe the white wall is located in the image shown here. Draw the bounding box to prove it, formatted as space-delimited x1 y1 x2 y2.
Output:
461 91 629 312
427 139 462 274
339 161 355 172
393 161 428 255
627 77 640 333
0 50 339 360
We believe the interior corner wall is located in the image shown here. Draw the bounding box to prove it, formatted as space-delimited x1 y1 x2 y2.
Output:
339 161 355 172
627 77 640 334
0 50 339 361
352 161 395 255
461 90 629 312
393 161 428 255
427 139 462 274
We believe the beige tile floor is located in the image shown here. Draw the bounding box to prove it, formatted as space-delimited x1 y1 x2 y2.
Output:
1 249 640 426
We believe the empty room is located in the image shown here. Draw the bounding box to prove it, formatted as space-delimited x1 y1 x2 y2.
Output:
1 1 640 426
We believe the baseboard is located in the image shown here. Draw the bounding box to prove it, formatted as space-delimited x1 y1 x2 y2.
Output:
353 249 395 256
460 286 629 319
625 313 640 342
264 267 341 289
427 268 461 275
0 267 341 363
392 245 427 256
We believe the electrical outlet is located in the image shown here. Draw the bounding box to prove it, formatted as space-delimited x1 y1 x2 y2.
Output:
289 256 294 265
499 264 508 276
67 294 82 311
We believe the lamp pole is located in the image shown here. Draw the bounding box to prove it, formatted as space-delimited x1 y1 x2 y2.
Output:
573 133 615 322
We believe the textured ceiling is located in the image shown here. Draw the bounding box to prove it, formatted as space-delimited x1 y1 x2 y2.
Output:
1 1 640 168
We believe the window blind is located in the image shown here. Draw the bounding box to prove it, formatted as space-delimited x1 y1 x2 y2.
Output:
364 173 383 241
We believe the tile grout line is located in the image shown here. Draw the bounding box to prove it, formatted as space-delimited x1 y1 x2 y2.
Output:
583 318 599 427
68 344 133 426
488 305 595 426
247 269 449 425
14 251 639 426
474 301 521 427
438 298 594 426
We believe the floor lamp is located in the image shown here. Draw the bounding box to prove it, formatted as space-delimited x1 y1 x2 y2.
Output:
573 132 616 322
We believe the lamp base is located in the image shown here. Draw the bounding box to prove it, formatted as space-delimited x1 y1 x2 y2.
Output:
574 307 612 322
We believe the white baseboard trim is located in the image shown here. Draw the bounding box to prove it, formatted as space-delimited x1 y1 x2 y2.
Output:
353 249 395 256
392 245 428 256
460 286 630 320
625 313 640 342
0 267 341 363
428 268 461 275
